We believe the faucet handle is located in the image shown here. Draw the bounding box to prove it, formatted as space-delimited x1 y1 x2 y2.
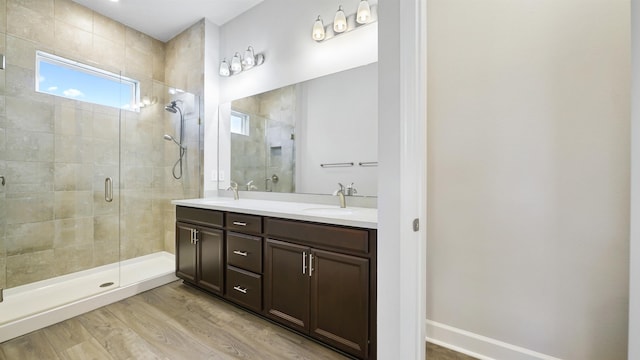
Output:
346 183 357 196
229 180 238 189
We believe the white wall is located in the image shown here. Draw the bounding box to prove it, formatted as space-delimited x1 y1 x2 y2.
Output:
297 62 378 195
211 0 378 195
427 1 630 359
203 20 221 195
630 0 640 358
217 0 377 103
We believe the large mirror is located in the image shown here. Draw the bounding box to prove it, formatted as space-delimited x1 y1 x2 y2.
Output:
218 62 378 197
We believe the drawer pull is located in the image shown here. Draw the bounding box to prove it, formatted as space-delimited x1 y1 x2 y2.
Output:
233 250 248 257
302 251 307 274
309 253 314 277
233 285 248 294
232 221 247 227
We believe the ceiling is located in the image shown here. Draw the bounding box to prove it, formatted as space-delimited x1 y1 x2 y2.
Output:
72 0 264 42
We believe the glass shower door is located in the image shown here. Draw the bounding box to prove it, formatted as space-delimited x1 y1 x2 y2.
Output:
0 32 123 323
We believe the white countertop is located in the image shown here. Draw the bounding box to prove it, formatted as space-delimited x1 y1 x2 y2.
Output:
171 197 378 229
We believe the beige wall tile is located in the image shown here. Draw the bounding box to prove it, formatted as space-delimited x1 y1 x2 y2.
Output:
54 217 93 248
122 166 153 190
6 35 37 70
54 190 92 219
5 193 55 224
124 45 152 79
54 243 92 276
54 134 93 163
5 221 54 255
54 0 92 32
5 161 54 193
93 214 117 243
92 190 118 217
7 1 54 45
152 39 165 82
54 20 92 61
93 236 118 267
6 96 54 132
0 0 7 33
91 111 119 141
92 138 118 166
5 129 54 162
54 163 92 191
54 104 93 137
0 255 6 289
6 249 54 287
125 27 152 53
90 35 124 72
92 13 124 44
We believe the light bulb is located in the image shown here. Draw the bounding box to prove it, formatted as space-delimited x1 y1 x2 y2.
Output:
242 46 256 69
230 53 242 74
219 59 230 77
356 0 371 24
333 5 347 33
312 16 325 41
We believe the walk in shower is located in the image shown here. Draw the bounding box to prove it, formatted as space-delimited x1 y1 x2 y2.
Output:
0 7 202 341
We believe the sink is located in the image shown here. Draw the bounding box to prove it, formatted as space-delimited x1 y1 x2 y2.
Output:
200 199 234 205
302 207 358 216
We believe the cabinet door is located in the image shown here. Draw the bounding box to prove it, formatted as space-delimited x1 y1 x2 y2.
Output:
264 239 310 333
176 222 197 282
310 249 370 359
198 227 224 294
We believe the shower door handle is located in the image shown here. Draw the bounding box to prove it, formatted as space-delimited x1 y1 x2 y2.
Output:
105 177 113 203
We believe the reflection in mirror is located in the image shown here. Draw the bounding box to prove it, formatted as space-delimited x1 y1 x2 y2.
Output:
219 62 378 197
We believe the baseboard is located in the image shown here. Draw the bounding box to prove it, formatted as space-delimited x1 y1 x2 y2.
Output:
426 319 563 360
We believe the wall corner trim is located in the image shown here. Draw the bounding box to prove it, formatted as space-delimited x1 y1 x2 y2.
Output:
426 320 564 360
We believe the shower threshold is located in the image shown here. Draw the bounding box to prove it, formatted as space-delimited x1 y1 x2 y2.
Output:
0 252 177 343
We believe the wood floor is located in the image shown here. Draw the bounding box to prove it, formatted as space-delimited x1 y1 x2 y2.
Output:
0 281 476 360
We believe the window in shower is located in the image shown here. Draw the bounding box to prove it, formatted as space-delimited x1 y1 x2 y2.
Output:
35 51 140 110
230 110 250 136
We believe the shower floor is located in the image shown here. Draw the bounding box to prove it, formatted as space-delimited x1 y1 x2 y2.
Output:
0 252 177 343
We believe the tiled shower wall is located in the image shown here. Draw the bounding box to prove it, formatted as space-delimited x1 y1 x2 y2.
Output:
230 85 295 193
0 0 202 289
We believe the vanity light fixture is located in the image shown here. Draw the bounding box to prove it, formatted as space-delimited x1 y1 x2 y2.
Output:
312 0 377 42
333 5 347 33
312 16 326 41
356 0 371 24
219 46 265 77
219 59 231 77
242 46 256 69
230 53 242 74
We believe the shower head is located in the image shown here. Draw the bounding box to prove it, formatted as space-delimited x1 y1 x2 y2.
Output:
164 100 182 114
163 134 186 149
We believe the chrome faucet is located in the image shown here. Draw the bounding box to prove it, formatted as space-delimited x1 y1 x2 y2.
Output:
227 181 239 200
345 182 357 196
333 183 346 208
246 180 258 191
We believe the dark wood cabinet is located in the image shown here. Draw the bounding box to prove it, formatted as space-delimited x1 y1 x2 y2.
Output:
264 219 375 359
175 206 376 360
175 207 224 295
264 239 310 333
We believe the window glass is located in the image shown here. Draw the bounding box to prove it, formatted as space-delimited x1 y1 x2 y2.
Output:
230 110 250 136
36 51 139 111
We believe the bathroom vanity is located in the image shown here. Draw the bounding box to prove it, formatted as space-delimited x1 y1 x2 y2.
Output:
172 198 377 360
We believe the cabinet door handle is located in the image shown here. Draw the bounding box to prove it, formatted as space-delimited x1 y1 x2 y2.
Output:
233 250 248 257
309 253 314 277
232 221 247 227
302 251 307 274
193 229 198 244
190 229 194 244
104 177 113 203
233 285 248 294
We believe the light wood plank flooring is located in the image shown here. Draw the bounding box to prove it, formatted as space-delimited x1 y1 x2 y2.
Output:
1 281 476 359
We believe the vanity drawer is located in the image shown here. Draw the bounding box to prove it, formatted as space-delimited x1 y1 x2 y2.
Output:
226 266 262 312
176 206 223 228
226 213 262 234
264 217 370 255
227 232 262 273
